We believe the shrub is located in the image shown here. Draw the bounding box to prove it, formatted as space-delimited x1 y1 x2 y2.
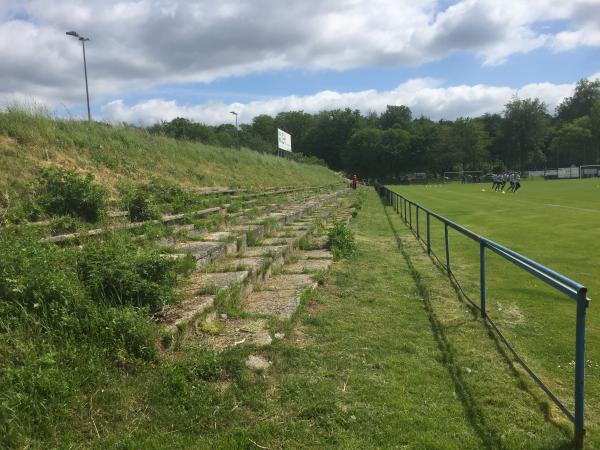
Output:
120 185 161 221
0 231 86 330
76 234 178 311
327 221 357 260
35 167 108 222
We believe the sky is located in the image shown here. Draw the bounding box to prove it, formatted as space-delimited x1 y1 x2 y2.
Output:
1 0 600 125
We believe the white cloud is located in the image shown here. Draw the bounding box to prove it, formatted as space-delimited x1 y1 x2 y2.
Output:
1 0 600 108
101 77 581 125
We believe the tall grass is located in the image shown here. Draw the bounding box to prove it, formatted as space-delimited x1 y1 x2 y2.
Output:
0 106 341 197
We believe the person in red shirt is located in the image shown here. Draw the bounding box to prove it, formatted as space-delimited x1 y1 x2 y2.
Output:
351 175 358 189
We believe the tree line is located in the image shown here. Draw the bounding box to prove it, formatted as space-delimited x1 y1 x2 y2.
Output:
148 79 600 179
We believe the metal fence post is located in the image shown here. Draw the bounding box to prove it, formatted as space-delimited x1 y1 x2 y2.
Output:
416 206 420 239
409 203 412 230
426 213 431 255
404 199 407 224
444 223 450 274
574 289 588 449
480 241 486 318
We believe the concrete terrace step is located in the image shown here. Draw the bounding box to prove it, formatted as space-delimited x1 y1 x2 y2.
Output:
298 249 334 260
242 290 305 320
156 295 215 331
156 188 351 336
36 185 326 243
260 274 318 291
180 271 250 295
282 259 332 274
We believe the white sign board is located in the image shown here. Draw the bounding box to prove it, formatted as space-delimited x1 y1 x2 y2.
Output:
277 128 292 152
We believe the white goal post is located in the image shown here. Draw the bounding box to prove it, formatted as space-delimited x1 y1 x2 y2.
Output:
580 165 600 178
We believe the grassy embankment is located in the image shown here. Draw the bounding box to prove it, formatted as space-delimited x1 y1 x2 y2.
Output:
0 108 340 198
389 179 600 446
0 110 342 449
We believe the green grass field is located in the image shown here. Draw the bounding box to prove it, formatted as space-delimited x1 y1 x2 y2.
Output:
389 178 600 445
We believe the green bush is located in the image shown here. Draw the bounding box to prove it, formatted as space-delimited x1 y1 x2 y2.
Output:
35 167 108 222
76 234 178 311
120 184 161 221
327 221 357 260
0 230 86 330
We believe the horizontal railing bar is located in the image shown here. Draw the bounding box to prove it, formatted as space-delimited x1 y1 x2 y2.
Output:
487 244 580 300
484 239 587 298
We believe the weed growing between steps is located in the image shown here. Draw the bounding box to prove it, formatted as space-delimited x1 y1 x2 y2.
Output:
119 184 161 221
213 284 244 317
326 220 357 260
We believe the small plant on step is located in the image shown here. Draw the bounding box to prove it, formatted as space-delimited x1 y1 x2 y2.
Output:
120 184 161 221
327 220 357 260
297 235 312 250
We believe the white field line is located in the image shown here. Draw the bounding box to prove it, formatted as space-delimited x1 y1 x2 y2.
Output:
544 204 600 214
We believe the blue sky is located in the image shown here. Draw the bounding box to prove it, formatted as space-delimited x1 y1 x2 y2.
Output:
129 46 600 105
1 0 600 124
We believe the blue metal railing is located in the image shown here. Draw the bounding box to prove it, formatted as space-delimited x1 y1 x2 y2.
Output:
381 186 590 449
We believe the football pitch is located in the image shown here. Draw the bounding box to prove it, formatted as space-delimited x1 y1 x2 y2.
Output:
389 178 600 440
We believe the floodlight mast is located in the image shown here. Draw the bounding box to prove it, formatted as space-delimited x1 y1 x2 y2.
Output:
230 111 240 150
66 30 91 121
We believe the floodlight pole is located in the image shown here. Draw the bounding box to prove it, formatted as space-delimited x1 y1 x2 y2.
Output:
230 111 239 150
66 31 91 121
81 39 91 121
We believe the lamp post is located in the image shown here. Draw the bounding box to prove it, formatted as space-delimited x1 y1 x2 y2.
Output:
230 111 240 150
66 30 91 121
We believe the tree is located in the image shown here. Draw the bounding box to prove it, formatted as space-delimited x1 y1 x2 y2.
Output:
410 117 441 174
589 100 600 164
556 78 600 122
501 98 550 169
152 117 220 145
305 108 363 170
250 115 277 149
381 128 411 177
550 117 593 166
274 111 314 154
342 128 384 179
379 105 412 131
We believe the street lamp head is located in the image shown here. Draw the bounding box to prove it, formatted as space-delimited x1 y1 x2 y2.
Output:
66 30 89 41
229 111 237 116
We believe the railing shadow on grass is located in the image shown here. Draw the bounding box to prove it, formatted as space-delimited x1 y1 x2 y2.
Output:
379 196 573 450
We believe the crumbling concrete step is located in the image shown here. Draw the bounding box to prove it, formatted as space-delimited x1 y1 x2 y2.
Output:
227 224 265 240
157 295 215 331
243 290 303 319
282 259 332 274
298 249 333 259
198 231 246 254
173 241 227 262
217 256 270 273
244 245 288 258
310 235 329 249
194 317 272 349
283 224 310 231
181 271 249 293
260 237 296 246
261 274 317 291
